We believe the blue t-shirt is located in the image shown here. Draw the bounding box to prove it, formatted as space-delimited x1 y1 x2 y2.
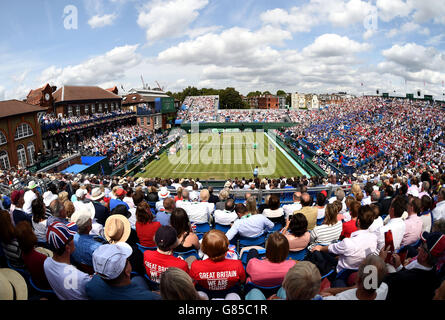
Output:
71 233 103 266
154 211 171 226
86 275 161 300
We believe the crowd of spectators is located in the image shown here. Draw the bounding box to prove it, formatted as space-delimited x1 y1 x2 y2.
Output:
75 126 171 170
0 165 444 300
176 96 219 123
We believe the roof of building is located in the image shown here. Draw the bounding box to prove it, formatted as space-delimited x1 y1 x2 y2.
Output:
26 83 52 105
0 100 44 118
122 93 147 105
53 86 121 103
106 86 119 95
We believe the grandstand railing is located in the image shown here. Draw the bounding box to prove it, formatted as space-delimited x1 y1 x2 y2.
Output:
226 184 355 205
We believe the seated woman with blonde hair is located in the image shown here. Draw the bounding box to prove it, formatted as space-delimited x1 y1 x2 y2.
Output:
308 203 342 250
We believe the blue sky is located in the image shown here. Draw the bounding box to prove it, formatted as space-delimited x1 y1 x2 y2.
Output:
0 0 444 100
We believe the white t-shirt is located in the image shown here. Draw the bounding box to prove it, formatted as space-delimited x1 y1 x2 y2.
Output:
32 219 47 243
183 202 212 224
323 283 388 300
262 208 284 219
213 210 238 226
23 190 37 214
44 258 91 300
283 202 302 220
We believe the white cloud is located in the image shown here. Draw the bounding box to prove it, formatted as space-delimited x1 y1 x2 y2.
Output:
376 0 412 22
302 34 370 57
386 21 430 38
409 0 445 24
426 34 445 46
137 0 209 43
88 13 117 28
38 45 142 87
157 25 292 67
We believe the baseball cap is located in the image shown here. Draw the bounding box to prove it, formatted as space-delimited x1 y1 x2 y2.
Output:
46 221 76 250
115 188 127 197
70 209 92 228
92 242 133 280
421 232 445 257
10 190 24 205
155 225 179 251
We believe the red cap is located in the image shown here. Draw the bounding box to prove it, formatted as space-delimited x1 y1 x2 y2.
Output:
115 188 127 197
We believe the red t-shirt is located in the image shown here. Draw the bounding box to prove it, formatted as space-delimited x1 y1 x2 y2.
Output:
341 219 358 239
136 221 161 247
190 258 246 291
144 250 189 283
22 249 51 289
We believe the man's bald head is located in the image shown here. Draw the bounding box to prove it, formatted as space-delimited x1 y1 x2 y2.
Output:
301 193 312 207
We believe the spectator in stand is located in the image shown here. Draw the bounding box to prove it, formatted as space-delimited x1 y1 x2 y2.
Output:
215 189 229 211
246 232 296 287
213 199 238 226
245 196 258 216
160 267 204 300
308 203 342 250
71 210 103 268
262 195 285 226
174 187 183 202
11 190 31 227
154 198 175 226
379 185 395 217
109 188 129 212
31 198 48 243
281 213 310 252
64 201 75 221
283 192 302 222
105 207 145 276
432 188 445 222
15 221 51 290
434 280 445 300
315 192 327 220
252 261 322 300
382 232 445 301
44 221 91 300
136 202 161 248
378 195 408 251
143 225 189 284
190 230 246 298
90 187 110 226
123 187 135 209
294 193 318 230
23 181 38 214
312 205 378 277
401 196 423 247
156 187 170 211
0 210 24 269
86 242 160 300
419 195 433 233
225 204 274 241
208 187 219 204
340 200 361 239
322 254 388 300
170 207 200 254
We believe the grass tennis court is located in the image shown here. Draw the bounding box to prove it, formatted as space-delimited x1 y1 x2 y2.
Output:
136 131 302 180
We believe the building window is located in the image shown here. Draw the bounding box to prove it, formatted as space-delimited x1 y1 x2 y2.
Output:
98 104 102 112
85 105 89 114
0 132 6 146
91 104 95 114
140 117 144 126
105 104 108 113
0 151 10 170
68 105 73 116
15 123 34 140
17 145 27 168
27 142 35 165
76 105 80 115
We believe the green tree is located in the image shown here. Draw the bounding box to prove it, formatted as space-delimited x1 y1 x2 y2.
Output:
263 91 272 96
219 87 244 109
276 90 286 96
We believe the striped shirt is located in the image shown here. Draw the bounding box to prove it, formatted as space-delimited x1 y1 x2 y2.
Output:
1 239 24 269
309 221 343 250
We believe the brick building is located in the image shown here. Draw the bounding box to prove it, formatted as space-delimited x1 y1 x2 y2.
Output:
0 100 44 169
52 85 122 117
